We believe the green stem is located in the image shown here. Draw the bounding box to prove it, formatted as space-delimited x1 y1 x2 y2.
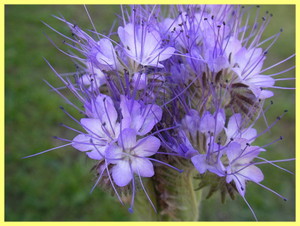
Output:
132 160 202 221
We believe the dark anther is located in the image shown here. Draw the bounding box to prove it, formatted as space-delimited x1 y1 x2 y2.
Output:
204 17 208 20
280 136 283 140
283 198 287 201
284 109 288 113
102 122 106 126
53 136 58 139
280 28 283 32
277 116 281 120
270 13 273 17
246 143 250 146
256 5 260 8
223 21 226 26
270 100 274 104
230 138 234 141
211 15 214 20
264 51 268 55
266 10 269 14
59 106 64 110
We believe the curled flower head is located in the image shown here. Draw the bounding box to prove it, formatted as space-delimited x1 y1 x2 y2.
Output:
25 4 294 221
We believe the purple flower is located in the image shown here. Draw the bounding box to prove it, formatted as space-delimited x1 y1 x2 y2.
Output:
105 128 161 186
72 94 120 160
191 140 226 177
225 113 257 143
94 38 120 71
120 95 162 136
118 23 175 68
225 41 275 99
225 141 265 196
80 61 106 90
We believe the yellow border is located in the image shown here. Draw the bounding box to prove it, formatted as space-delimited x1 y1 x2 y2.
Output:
2 0 298 225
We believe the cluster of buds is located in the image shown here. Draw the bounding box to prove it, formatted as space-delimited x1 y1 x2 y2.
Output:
26 5 294 220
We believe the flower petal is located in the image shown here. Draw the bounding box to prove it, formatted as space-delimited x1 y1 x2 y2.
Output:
191 154 209 174
239 165 264 183
111 161 133 187
118 128 137 150
72 134 93 152
132 158 154 177
134 135 161 157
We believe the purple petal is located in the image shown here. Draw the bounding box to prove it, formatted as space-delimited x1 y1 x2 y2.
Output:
132 158 154 177
138 104 163 135
72 134 93 152
111 161 132 187
259 90 274 99
105 144 123 164
134 136 161 157
239 165 264 183
199 111 215 133
191 154 209 174
226 113 242 139
120 95 141 119
81 118 106 137
225 142 242 162
118 128 137 150
86 148 105 160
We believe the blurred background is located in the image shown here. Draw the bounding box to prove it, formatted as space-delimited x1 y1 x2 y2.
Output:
5 5 295 221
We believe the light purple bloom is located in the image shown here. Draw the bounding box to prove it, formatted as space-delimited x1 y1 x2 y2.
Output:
191 140 226 177
72 94 120 160
225 113 257 143
120 95 162 136
225 141 265 196
95 38 121 71
80 61 106 90
105 128 161 186
118 23 175 68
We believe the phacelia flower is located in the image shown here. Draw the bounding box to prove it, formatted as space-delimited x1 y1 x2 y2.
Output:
106 128 161 187
118 23 175 68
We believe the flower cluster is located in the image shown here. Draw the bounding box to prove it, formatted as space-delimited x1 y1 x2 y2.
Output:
27 5 294 220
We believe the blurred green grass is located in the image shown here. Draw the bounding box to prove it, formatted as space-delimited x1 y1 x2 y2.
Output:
5 5 295 221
